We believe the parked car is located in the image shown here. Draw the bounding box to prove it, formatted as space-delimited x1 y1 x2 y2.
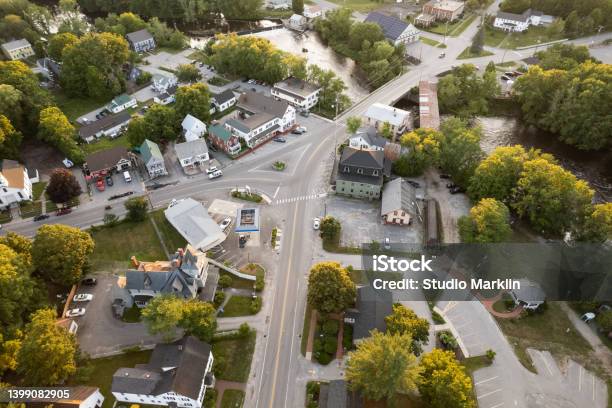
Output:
292 126 307 134
439 52 446 58
273 137 286 143
313 217 320 230
206 166 219 175
65 308 86 317
219 217 232 231
384 237 391 250
105 175 113 186
56 208 72 216
81 277 97 286
208 170 223 179
446 182 456 189
73 294 94 302
501 75 511 81
407 180 420 188
62 158 74 168
449 186 464 194
96 178 105 192
299 110 310 117
33 214 50 222
123 171 132 183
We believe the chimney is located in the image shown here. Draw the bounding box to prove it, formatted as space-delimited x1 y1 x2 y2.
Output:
130 256 139 267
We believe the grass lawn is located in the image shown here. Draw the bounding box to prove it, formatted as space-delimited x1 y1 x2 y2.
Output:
301 303 313 355
484 25 563 49
495 302 599 375
89 219 167 271
32 182 47 200
208 76 231 86
45 199 58 213
457 46 494 59
81 135 132 156
150 209 186 253
0 210 11 223
212 332 256 382
462 354 493 375
19 200 42 218
322 234 363 254
219 296 255 317
221 389 245 408
231 191 262 203
73 350 152 408
52 90 108 122
420 36 442 47
220 271 257 291
422 14 477 37
326 0 382 12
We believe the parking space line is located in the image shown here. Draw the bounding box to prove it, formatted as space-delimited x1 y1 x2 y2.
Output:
488 403 504 408
475 376 498 386
478 389 502 399
579 365 583 391
455 322 470 330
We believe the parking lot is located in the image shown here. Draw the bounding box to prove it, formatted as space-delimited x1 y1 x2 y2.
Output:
82 167 145 201
71 274 162 357
323 193 423 247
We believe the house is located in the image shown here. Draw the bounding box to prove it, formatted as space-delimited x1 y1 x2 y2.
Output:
111 336 214 408
336 147 389 200
381 178 419 226
266 0 290 10
151 73 178 94
419 80 440 130
124 245 210 306
78 111 131 143
416 0 465 26
29 386 104 408
208 123 241 155
107 94 137 114
362 103 412 137
140 139 167 178
289 14 307 29
182 114 207 142
303 4 323 19
344 286 393 343
364 12 420 48
211 89 237 112
318 380 363 408
153 85 178 105
126 29 156 53
175 139 210 170
493 9 546 32
271 76 321 110
84 147 132 177
0 160 35 209
226 90 296 148
348 127 388 151
164 198 226 251
1 39 34 60
510 279 546 310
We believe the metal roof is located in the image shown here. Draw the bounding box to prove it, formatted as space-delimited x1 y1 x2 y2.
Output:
164 198 226 251
174 138 209 160
365 11 413 41
364 103 410 127
381 178 418 216
1 38 31 51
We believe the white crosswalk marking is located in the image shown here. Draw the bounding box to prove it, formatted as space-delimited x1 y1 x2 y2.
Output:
274 191 328 205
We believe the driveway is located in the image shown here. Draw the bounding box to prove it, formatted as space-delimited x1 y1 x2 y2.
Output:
75 274 162 357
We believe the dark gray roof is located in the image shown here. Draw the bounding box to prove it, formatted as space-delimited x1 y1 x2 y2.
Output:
79 111 131 139
511 279 546 303
237 90 289 118
85 146 130 172
340 147 385 170
496 8 542 23
349 286 393 341
175 138 209 161
273 76 320 98
336 171 383 186
126 29 153 44
381 178 418 216
365 11 411 41
112 336 212 400
213 89 236 105
357 127 388 149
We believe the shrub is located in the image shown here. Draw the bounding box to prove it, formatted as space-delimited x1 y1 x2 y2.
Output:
203 388 217 408
250 297 262 314
321 320 339 336
438 331 458 350
342 324 353 349
136 71 152 85
317 352 334 365
313 339 323 354
218 275 233 288
213 291 225 308
431 310 445 324
255 275 264 292
238 323 251 338
103 213 119 227
486 349 496 361
323 337 338 354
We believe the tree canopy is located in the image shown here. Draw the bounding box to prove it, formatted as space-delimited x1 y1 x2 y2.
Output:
46 168 82 204
385 304 430 355
459 198 512 243
37 107 84 163
417 349 474 408
174 83 211 124
438 64 499 117
307 262 355 314
124 196 149 221
393 128 441 177
535 43 598 70
438 118 483 188
346 331 421 402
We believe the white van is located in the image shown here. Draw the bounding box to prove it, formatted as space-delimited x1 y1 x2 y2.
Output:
123 170 132 182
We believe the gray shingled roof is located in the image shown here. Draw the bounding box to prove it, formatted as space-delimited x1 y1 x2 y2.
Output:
175 139 209 161
496 9 533 23
2 38 31 51
126 29 153 44
213 89 236 105
79 111 131 140
237 90 289 118
365 11 411 41
381 178 418 216
348 286 393 341
340 147 385 170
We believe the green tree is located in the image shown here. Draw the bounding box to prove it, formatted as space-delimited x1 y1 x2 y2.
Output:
596 310 612 334
17 308 78 386
179 300 217 342
218 275 233 288
458 198 512 243
314 7 353 45
393 128 441 177
38 107 83 163
470 26 484 55
385 304 430 355
438 117 483 188
292 0 304 14
346 331 421 402
319 216 341 241
0 243 37 330
141 295 184 342
348 22 384 53
0 332 21 375
176 63 202 83
417 349 474 408
32 224 94 286
142 104 179 143
513 159 594 235
0 114 22 159
60 32 129 98
46 168 82 204
0 231 32 269
124 196 149 222
576 203 612 243
174 83 211 123
438 64 499 117
535 43 596 70
346 116 361 134
47 32 78 61
307 262 356 314
125 115 148 147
